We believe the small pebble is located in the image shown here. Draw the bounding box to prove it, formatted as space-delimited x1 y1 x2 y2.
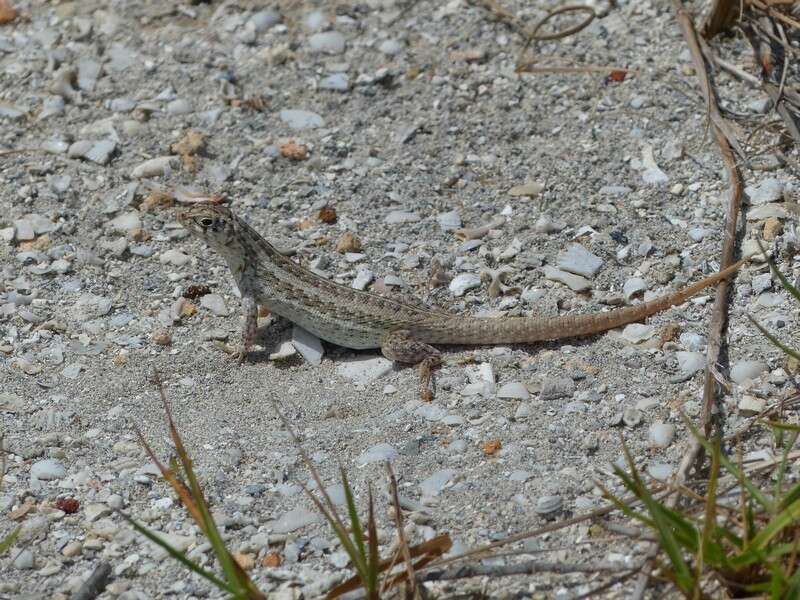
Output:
649 422 675 448
730 360 767 385
745 179 783 205
31 458 66 481
319 73 349 92
556 244 603 278
309 31 345 55
534 495 562 515
357 443 398 465
543 266 591 292
676 351 704 376
279 109 325 130
291 326 324 365
497 381 529 400
336 357 393 385
449 273 481 297
200 294 228 316
420 469 455 497
13 549 34 570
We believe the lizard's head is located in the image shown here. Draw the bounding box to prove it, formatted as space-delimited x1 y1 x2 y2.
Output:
177 204 238 251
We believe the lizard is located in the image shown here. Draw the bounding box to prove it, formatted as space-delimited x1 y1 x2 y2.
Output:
177 203 746 400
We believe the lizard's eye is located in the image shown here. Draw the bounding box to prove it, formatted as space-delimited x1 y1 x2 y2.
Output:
199 217 214 228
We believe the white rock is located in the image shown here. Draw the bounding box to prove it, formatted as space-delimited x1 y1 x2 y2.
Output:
13 549 34 570
623 277 647 301
166 99 192 115
543 266 591 292
556 243 603 278
131 156 178 178
379 39 403 56
109 211 142 233
31 459 66 480
269 341 297 361
13 219 35 241
158 249 190 267
437 211 462 232
384 210 421 224
641 144 669 185
449 273 481 297
745 179 783 205
336 356 393 385
648 423 675 448
279 109 325 129
357 443 398 465
688 228 711 242
200 294 228 316
291 326 324 365
676 351 705 376
271 508 319 533
746 204 788 221
149 532 196 558
352 268 374 290
420 469 455 497
319 73 349 91
508 182 544 197
621 323 655 344
679 332 705 351
647 463 673 481
730 360 768 385
414 404 446 421
534 215 565 233
309 31 345 54
497 381 529 400
738 394 765 416
84 139 116 165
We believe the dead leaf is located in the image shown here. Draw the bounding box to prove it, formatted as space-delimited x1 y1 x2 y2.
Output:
482 440 502 456
318 206 337 223
279 140 309 161
0 0 17 24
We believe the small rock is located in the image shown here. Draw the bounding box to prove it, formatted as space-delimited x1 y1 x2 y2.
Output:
250 9 281 31
84 139 116 165
543 266 591 292
13 549 34 570
13 219 35 241
376 38 402 56
688 228 711 242
437 211 462 232
676 351 705 376
159 249 191 267
745 179 783 205
420 469 455 497
279 109 325 130
622 408 642 427
508 182 544 197
309 31 345 54
319 73 349 92
336 357 393 385
291 326 324 365
449 273 481 297
649 422 675 448
539 377 575 401
621 323 655 344
61 541 82 558
200 294 228 316
763 217 783 241
166 99 192 115
623 277 647 301
747 203 787 221
384 210 421 224
648 463 673 481
272 509 319 533
679 332 705 351
557 244 603 278
357 443 398 465
31 458 66 481
730 360 768 385
131 156 177 178
0 102 25 120
534 215 565 233
497 381 529 400
269 341 296 361
535 495 562 515
738 394 765 416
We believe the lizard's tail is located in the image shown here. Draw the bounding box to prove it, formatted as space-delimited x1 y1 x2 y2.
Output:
431 258 747 345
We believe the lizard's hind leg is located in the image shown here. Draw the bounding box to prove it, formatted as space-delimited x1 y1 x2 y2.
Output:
381 329 442 402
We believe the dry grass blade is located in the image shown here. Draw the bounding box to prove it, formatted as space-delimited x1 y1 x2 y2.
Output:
386 462 418 597
328 534 453 597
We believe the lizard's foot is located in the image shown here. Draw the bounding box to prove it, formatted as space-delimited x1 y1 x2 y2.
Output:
381 329 442 402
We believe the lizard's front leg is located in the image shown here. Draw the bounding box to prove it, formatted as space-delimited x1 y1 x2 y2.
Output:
381 329 442 402
232 294 258 363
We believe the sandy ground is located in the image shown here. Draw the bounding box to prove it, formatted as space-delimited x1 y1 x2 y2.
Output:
1 0 798 598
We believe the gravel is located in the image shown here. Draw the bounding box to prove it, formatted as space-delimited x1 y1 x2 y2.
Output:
0 1 794 597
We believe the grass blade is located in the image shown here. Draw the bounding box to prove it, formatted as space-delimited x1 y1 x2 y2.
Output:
747 315 800 362
0 526 20 555
684 415 773 512
341 467 368 573
756 238 800 304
